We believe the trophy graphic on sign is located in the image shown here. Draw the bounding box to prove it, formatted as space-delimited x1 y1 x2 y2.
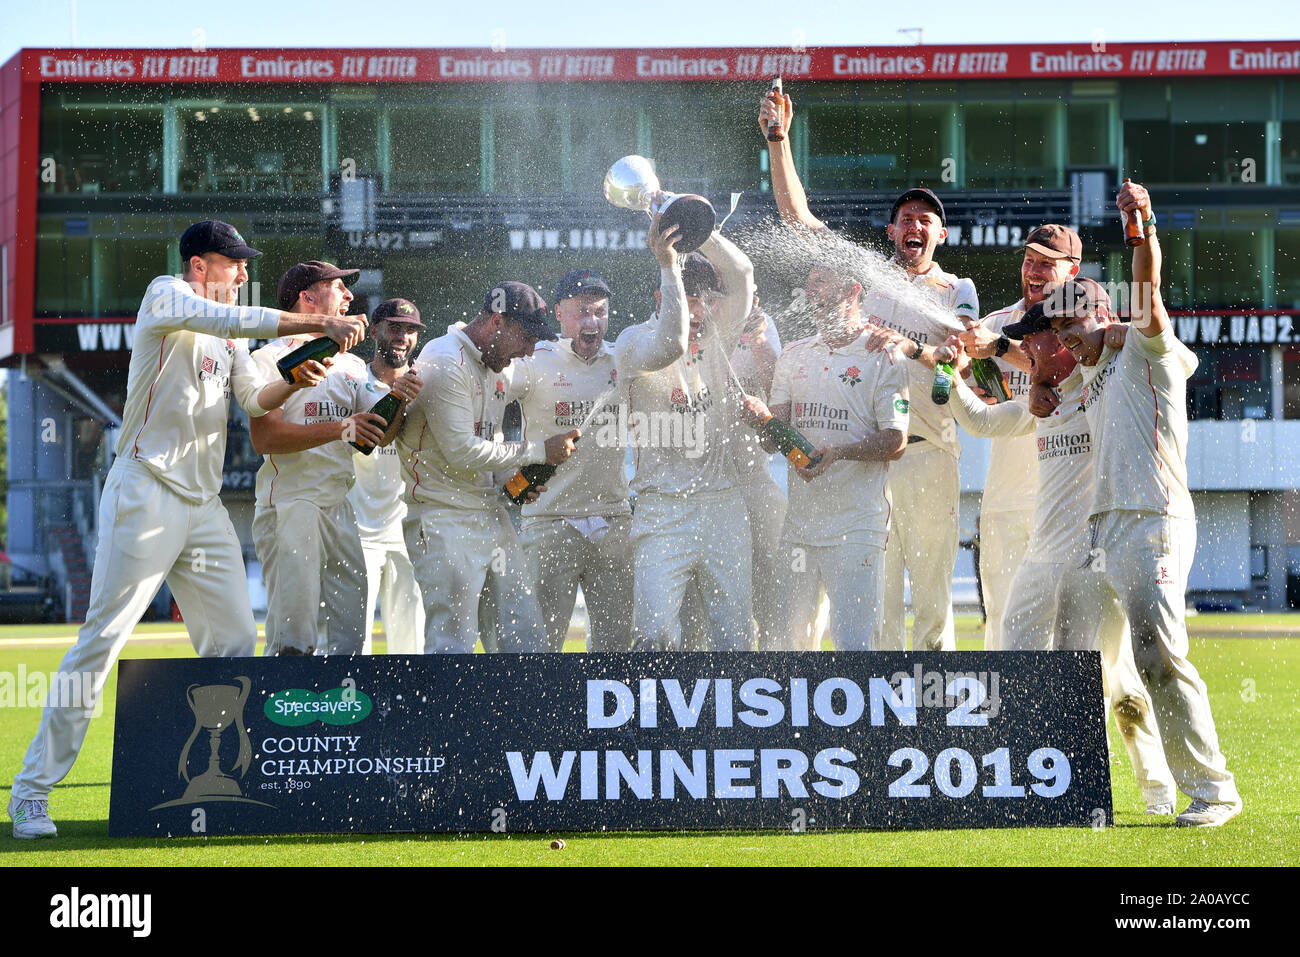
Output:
604 155 716 253
152 676 272 809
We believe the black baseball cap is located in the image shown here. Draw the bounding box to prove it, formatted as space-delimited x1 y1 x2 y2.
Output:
1004 278 1112 338
890 187 946 226
553 269 612 305
179 220 262 261
372 298 424 328
277 261 360 310
483 281 558 341
681 253 720 297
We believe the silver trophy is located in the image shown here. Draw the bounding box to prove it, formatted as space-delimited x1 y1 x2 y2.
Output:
604 155 716 253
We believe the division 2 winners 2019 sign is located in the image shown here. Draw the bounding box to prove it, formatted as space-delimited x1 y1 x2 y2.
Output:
108 653 1112 836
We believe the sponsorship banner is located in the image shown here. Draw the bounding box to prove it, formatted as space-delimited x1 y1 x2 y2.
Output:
109 652 1110 836
24 42 1300 85
1169 310 1300 348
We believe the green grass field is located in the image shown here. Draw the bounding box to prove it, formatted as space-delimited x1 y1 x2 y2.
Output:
1 615 1296 867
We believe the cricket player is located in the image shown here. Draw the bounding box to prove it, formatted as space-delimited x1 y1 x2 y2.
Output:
762 90 977 651
507 269 634 652
924 307 1178 813
615 214 757 652
9 222 366 838
1049 180 1242 827
250 263 422 657
682 294 786 650
957 225 1084 649
398 282 577 654
745 263 910 650
349 298 427 654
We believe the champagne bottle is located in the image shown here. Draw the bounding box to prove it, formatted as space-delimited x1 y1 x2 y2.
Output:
969 357 1012 403
759 415 822 468
276 336 339 384
1121 176 1145 248
766 77 785 142
931 358 955 405
349 390 405 455
503 463 557 505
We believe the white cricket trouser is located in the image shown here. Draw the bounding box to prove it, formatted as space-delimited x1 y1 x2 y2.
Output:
520 516 634 652
1004 556 1176 809
777 540 887 651
1055 511 1239 806
359 538 425 655
254 499 367 656
630 490 753 652
882 443 959 651
979 507 1034 651
681 477 787 651
13 459 256 801
405 504 546 654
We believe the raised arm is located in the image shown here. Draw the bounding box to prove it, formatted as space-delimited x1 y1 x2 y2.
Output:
141 276 365 350
1120 179 1169 337
759 90 827 232
614 216 689 375
698 231 757 350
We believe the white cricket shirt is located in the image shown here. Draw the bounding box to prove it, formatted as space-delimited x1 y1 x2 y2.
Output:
770 330 910 548
978 300 1039 515
251 336 369 508
398 325 546 512
508 337 630 521
859 262 977 458
1082 325 1198 521
614 233 757 497
116 275 283 504
349 367 406 544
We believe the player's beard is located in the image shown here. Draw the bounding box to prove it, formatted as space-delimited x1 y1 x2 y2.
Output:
376 343 407 369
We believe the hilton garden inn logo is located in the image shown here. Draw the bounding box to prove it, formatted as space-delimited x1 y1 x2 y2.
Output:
50 887 151 937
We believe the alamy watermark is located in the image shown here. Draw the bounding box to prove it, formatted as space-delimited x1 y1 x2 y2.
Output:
0 666 104 717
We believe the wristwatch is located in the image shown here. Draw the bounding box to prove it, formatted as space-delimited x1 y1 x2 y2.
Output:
1143 213 1157 235
994 335 1011 358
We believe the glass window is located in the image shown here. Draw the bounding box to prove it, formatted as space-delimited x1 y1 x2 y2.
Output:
388 106 480 193
1067 101 1110 167
336 107 380 178
1193 230 1263 308
1157 230 1195 309
1281 122 1300 186
1169 123 1267 184
1015 102 1058 187
567 97 639 196
493 107 563 194
36 219 171 317
805 101 952 191
178 105 323 194
1284 349 1300 419
1187 348 1271 421
1277 228 1300 309
39 106 164 194
644 93 757 195
1123 119 1172 183
963 103 1015 188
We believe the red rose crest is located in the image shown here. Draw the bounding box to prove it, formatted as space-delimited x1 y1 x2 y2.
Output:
839 365 863 387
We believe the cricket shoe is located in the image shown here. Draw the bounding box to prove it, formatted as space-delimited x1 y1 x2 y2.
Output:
1174 799 1242 828
8 796 58 839
1145 803 1175 816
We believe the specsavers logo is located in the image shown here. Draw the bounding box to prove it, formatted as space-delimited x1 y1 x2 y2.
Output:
894 398 909 414
265 685 373 727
